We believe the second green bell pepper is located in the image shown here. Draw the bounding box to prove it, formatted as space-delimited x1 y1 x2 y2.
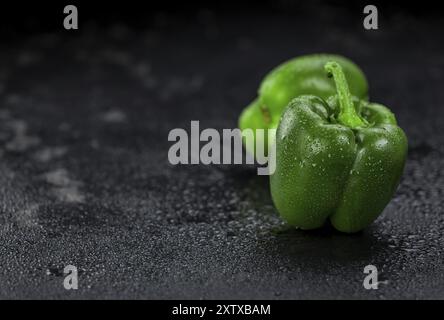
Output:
239 54 369 157
270 61 407 233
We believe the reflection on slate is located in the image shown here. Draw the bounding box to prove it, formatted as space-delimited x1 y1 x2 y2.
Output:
0 5 443 299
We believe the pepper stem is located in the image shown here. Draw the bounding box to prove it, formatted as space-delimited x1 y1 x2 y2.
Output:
325 61 366 128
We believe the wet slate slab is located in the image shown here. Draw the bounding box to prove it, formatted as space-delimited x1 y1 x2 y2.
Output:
0 6 443 299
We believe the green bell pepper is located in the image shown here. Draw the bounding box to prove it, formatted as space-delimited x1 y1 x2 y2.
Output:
239 54 369 157
270 61 407 233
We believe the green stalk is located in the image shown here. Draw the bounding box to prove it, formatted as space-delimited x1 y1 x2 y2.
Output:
325 61 366 128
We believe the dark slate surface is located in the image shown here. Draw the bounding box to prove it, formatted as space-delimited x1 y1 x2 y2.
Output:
0 7 443 299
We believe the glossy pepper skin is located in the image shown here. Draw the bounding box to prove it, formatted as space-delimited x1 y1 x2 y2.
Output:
270 62 407 233
239 54 369 156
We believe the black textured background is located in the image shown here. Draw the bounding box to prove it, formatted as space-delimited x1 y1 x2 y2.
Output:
0 1 443 299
